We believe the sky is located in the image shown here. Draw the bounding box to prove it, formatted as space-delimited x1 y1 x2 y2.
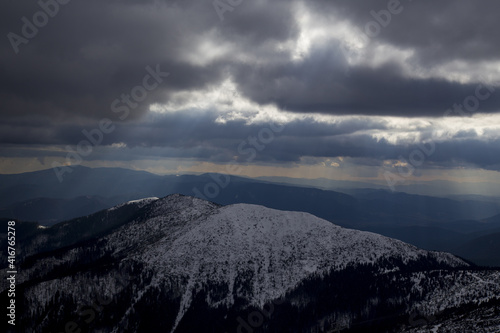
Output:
1 0 500 191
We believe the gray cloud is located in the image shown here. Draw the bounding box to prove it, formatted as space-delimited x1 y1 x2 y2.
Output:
2 0 499 123
1 110 500 171
312 0 500 65
0 0 297 120
1 0 500 174
232 47 500 116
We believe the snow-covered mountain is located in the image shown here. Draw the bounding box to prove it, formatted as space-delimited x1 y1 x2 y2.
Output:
2 194 500 332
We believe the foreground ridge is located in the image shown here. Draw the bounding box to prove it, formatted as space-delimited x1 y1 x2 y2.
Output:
2 194 499 333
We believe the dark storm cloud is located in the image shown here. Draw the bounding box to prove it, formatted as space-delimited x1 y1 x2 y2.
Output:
226 0 500 116
1 0 500 172
2 110 500 171
0 0 297 121
0 110 388 150
2 0 499 125
426 138 500 169
232 47 500 117
312 0 500 65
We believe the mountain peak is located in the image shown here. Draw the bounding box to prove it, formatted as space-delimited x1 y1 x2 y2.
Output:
10 195 495 333
99 197 469 329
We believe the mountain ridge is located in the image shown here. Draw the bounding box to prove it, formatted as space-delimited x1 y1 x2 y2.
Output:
4 195 500 332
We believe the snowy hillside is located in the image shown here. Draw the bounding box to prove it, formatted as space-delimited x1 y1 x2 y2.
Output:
3 194 499 333
101 197 466 326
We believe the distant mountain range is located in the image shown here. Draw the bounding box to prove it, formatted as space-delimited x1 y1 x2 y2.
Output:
257 175 500 198
1 195 499 332
1 166 500 266
0 196 117 225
